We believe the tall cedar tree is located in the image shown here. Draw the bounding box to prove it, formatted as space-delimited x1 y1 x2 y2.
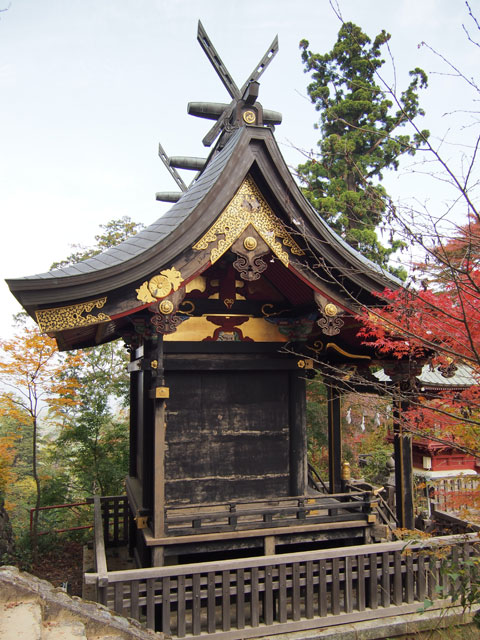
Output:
298 23 429 277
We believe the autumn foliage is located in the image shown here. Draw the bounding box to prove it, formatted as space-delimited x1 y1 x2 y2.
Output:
0 327 83 561
359 217 480 456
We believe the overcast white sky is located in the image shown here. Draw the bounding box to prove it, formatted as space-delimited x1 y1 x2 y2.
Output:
0 0 477 338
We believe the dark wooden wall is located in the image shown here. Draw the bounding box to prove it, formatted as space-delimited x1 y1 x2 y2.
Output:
164 368 291 504
129 343 307 513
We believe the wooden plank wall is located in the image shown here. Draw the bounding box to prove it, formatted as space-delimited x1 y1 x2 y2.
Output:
164 369 291 504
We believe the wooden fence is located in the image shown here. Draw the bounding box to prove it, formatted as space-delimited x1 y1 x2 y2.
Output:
85 502 479 639
430 476 480 514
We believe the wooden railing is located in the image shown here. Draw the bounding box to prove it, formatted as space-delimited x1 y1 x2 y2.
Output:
85 506 479 639
87 495 128 548
432 509 480 534
164 491 374 536
430 476 480 514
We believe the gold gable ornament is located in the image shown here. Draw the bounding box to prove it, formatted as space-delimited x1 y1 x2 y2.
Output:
193 176 304 266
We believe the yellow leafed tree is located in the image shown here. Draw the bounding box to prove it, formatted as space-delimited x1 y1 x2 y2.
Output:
0 326 83 563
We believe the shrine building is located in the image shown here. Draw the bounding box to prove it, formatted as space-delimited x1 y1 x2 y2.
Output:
6 23 419 569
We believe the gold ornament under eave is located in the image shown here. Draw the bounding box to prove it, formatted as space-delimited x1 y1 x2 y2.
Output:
136 267 184 303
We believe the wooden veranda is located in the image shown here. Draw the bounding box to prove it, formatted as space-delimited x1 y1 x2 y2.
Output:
87 496 479 638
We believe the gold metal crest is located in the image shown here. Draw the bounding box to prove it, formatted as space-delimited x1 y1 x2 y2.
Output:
243 236 257 251
243 110 256 124
324 303 338 317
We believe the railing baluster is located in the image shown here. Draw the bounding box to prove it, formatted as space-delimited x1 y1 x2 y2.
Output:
146 578 155 630
207 572 216 634
393 550 402 605
344 556 353 613
228 503 237 527
177 575 186 638
113 498 119 545
451 545 460 596
130 580 139 621
236 569 245 629
278 564 287 623
463 542 473 597
292 562 301 620
192 574 201 636
417 553 426 601
162 576 171 635
428 554 438 600
381 552 390 607
357 554 366 611
114 581 123 614
305 560 314 619
251 567 260 627
103 501 109 546
222 570 231 631
318 559 327 617
405 554 414 603
369 553 378 609
264 565 274 625
331 557 340 615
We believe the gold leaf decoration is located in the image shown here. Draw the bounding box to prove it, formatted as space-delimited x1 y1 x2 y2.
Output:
161 267 183 291
36 298 110 333
136 267 184 303
136 281 156 304
192 176 304 266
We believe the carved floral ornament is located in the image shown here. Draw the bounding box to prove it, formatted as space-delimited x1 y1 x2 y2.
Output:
136 267 184 304
135 267 186 335
192 176 304 267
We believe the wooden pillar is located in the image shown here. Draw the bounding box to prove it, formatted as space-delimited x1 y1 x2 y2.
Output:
152 335 167 549
128 345 140 478
142 345 154 512
289 371 307 496
384 362 421 530
327 384 342 494
393 398 414 529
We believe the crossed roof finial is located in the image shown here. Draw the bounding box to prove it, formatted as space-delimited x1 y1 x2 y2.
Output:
156 22 280 203
196 21 279 147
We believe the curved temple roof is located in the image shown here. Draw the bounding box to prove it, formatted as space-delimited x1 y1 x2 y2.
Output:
6 29 402 353
7 126 399 307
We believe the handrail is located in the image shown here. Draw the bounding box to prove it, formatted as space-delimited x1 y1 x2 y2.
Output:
84 531 479 584
308 462 328 493
164 491 367 511
93 496 108 588
29 501 92 537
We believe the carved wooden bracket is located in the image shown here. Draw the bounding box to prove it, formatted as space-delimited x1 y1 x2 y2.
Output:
314 294 344 336
149 288 186 334
231 228 270 281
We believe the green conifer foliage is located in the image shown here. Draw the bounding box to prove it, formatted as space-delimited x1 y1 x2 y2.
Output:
298 23 429 277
